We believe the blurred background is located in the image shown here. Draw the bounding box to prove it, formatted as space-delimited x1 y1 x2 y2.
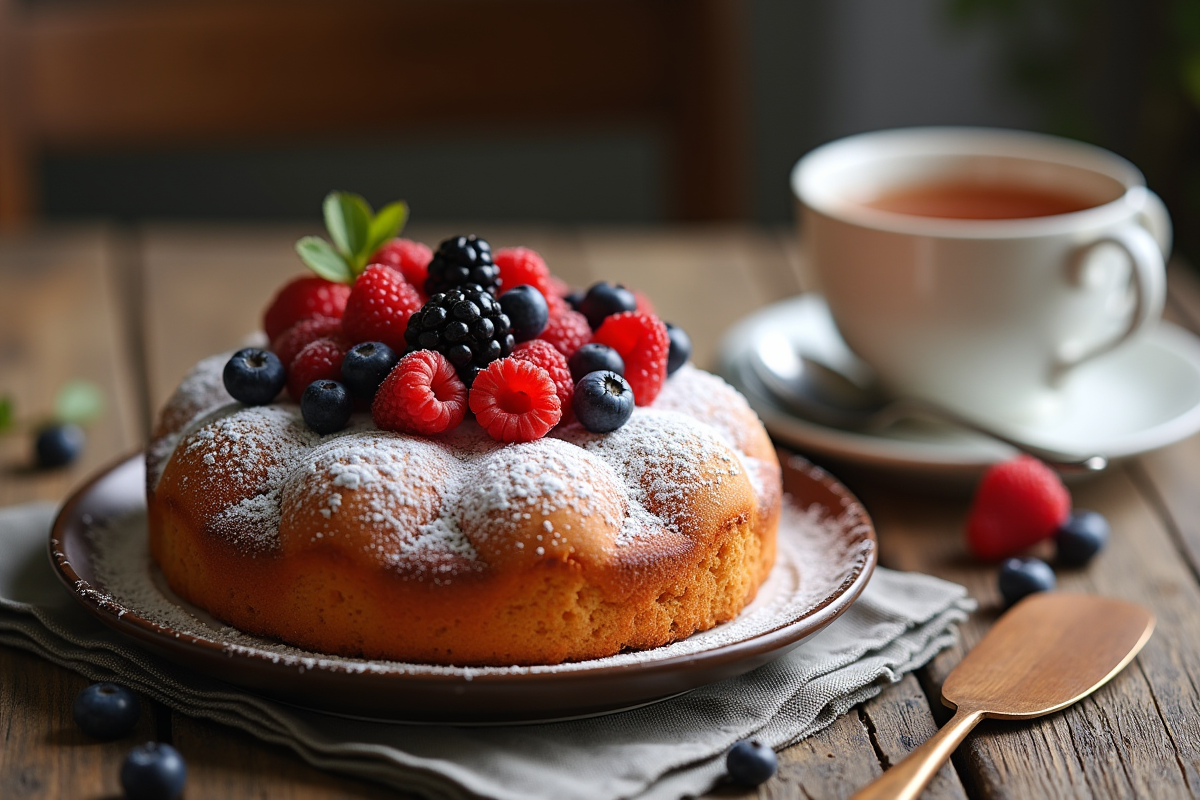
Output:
2 0 1197 258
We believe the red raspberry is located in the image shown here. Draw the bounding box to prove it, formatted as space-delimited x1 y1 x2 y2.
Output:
270 315 343 369
372 350 467 435
966 455 1071 560
547 275 571 299
371 238 432 295
512 339 573 422
495 247 555 300
341 264 423 353
287 336 351 400
469 358 561 443
263 276 350 341
540 306 592 359
633 289 656 316
591 311 669 406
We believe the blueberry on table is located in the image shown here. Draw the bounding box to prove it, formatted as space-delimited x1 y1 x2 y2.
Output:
998 557 1056 607
223 347 286 405
34 422 85 468
664 322 692 375
301 380 354 435
73 682 140 740
573 371 635 433
726 738 778 786
579 281 637 329
121 742 187 800
499 284 550 342
568 343 625 383
341 341 399 401
1055 510 1109 566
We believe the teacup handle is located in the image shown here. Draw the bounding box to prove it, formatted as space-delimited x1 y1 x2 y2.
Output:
1058 209 1167 374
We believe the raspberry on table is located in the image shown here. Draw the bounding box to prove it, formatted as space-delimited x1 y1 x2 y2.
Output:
495 247 556 301
469 357 561 443
372 350 468 435
263 276 350 341
371 238 433 295
966 455 1071 560
287 336 351 400
540 305 592 359
512 339 573 421
425 235 500 296
591 311 669 406
270 315 343 369
341 264 424 354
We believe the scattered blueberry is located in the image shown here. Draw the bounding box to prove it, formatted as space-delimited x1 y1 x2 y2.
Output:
223 348 286 405
301 380 354 435
120 742 187 800
573 371 635 433
565 289 585 311
341 341 399 401
34 423 85 468
726 739 777 786
73 682 140 740
579 282 637 329
568 343 625 383
1055 510 1109 566
998 557 1056 607
499 284 550 342
665 322 692 375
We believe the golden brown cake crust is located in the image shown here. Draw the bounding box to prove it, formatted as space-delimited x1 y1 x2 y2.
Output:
147 357 781 666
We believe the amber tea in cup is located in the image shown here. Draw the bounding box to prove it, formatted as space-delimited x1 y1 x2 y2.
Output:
864 180 1100 220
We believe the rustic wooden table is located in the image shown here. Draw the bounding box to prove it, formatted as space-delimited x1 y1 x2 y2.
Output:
2 223 1199 799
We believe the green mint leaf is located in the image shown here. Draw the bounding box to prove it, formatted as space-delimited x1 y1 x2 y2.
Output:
0 395 13 434
324 191 372 267
54 381 104 425
295 236 353 283
366 201 409 259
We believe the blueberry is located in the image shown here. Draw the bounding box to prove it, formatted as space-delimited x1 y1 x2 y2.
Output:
579 282 637 329
301 380 353 435
34 423 85 468
665 322 692 375
223 347 285 406
1055 510 1109 566
341 341 400 401
73 682 140 740
565 289 585 311
998 557 1056 607
499 284 550 342
573 371 635 433
568 343 625 383
120 742 187 800
726 739 777 786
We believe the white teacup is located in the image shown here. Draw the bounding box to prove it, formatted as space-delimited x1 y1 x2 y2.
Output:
791 127 1171 425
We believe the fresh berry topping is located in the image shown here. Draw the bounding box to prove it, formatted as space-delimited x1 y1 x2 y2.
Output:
540 305 592 358
998 557 1056 606
34 423 85 468
568 342 625 383
263 276 350 341
425 235 499 296
633 289 657 316
286 336 350 400
665 322 692 375
270 315 343 369
573 370 634 433
404 285 514 384
579 281 638 329
512 339 573 418
371 238 433 293
469 358 561 442
73 683 140 740
726 739 778 787
565 289 585 310
966 455 1071 560
121 742 187 800
341 264 423 353
223 348 286 406
499 284 550 342
301 380 354 434
1055 510 1109 566
548 275 572 299
372 350 468 435
495 246 555 300
591 311 669 406
340 341 401 401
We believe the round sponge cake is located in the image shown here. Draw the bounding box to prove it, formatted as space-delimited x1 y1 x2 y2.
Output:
147 356 781 666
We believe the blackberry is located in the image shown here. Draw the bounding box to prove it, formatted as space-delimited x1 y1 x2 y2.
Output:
424 235 500 296
405 284 515 384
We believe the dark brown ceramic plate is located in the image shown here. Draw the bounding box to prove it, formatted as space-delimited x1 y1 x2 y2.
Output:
49 452 876 723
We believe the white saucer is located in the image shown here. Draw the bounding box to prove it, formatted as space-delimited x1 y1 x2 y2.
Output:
718 294 1200 480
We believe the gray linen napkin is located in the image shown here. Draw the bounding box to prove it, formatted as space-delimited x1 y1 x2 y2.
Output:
0 502 973 800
